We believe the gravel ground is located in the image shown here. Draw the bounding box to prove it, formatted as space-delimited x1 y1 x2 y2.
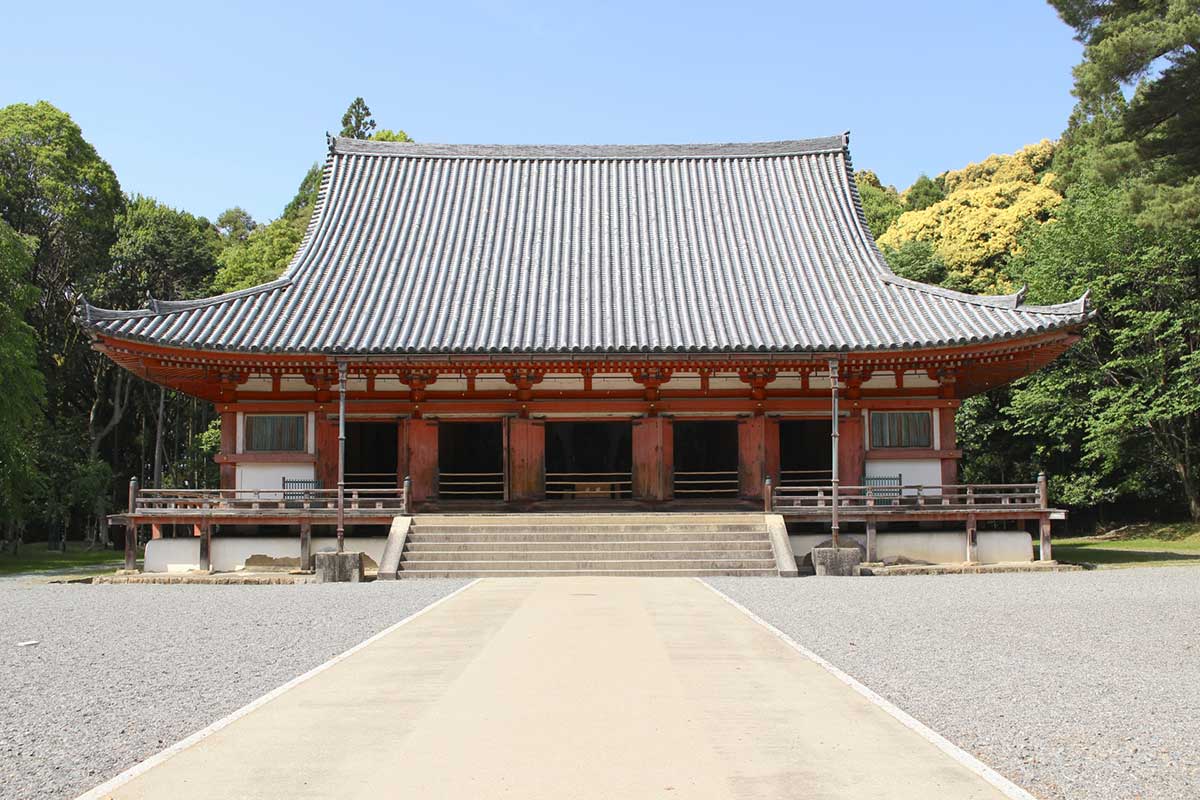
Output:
0 578 469 800
706 568 1200 800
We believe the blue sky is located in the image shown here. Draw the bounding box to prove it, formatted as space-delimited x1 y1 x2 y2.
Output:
3 1 1081 223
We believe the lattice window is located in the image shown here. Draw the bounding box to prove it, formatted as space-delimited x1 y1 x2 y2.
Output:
869 411 932 448
244 414 306 452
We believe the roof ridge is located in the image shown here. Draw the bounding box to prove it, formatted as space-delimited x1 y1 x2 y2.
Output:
78 278 291 323
330 135 849 161
881 273 1091 315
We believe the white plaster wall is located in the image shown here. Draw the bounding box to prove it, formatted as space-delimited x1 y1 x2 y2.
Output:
145 536 389 573
240 376 273 391
706 375 744 390
865 458 941 490
433 377 468 391
788 530 1032 565
236 463 315 493
474 375 510 391
592 375 643 391
665 374 701 390
540 375 585 391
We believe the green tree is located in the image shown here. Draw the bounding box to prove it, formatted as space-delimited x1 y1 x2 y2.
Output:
216 207 256 244
0 101 122 417
1007 183 1200 519
340 97 377 139
1050 0 1200 225
372 128 412 143
878 141 1062 293
211 167 320 292
880 239 950 287
102 196 220 493
0 221 45 550
103 196 219 307
903 174 945 212
854 170 903 238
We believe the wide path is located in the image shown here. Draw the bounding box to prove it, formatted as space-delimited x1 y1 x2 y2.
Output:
96 578 1010 799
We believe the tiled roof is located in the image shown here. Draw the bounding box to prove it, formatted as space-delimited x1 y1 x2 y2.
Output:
80 134 1089 355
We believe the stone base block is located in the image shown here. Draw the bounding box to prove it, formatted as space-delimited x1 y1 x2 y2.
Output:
314 551 365 583
811 547 863 577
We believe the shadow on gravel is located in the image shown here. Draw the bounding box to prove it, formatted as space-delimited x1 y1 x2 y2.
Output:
1054 546 1200 567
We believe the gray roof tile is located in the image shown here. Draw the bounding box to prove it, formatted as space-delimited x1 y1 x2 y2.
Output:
81 135 1088 354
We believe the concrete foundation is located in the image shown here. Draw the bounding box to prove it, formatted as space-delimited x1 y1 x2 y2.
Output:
144 536 387 574
790 529 1034 565
811 547 863 577
314 551 365 583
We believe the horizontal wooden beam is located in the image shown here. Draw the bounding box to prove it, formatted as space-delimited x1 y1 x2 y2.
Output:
863 448 963 460
213 452 317 464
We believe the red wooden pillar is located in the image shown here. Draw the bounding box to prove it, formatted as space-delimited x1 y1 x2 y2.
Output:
837 413 865 487
219 411 237 490
507 418 545 502
404 418 439 504
315 415 338 491
939 407 958 485
764 417 780 487
738 416 767 500
632 417 672 502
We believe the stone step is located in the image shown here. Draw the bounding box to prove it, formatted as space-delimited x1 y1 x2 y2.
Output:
402 548 774 562
404 539 772 553
396 512 783 578
407 531 769 544
396 568 780 578
398 558 778 571
414 513 767 526
413 523 769 535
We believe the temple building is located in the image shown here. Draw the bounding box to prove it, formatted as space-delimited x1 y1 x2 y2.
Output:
81 134 1087 576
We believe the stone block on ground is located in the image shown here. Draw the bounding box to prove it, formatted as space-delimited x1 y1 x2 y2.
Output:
314 551 365 583
811 546 863 577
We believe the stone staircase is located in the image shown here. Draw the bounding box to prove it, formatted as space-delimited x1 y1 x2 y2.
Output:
392 513 783 577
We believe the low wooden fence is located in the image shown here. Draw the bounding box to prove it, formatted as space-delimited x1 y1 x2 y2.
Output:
131 484 410 516
768 481 1045 515
764 473 1059 563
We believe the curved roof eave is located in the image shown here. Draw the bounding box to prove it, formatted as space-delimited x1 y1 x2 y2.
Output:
77 133 1092 357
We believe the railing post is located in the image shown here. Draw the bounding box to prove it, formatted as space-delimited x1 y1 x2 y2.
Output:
1036 472 1052 561
763 477 773 513
829 359 840 550
299 522 312 570
336 362 348 553
199 519 212 573
403 475 413 516
124 477 139 571
966 512 978 563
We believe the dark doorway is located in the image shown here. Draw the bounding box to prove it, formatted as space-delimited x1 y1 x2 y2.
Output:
779 419 832 486
673 420 739 497
545 421 632 499
345 421 399 489
438 421 505 500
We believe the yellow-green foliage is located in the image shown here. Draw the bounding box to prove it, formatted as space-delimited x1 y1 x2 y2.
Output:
878 141 1063 293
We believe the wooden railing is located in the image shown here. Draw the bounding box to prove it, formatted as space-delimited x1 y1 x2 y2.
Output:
767 480 1047 514
765 473 1057 563
132 486 410 515
438 471 505 498
545 471 633 499
779 468 833 486
344 471 398 489
673 470 739 497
